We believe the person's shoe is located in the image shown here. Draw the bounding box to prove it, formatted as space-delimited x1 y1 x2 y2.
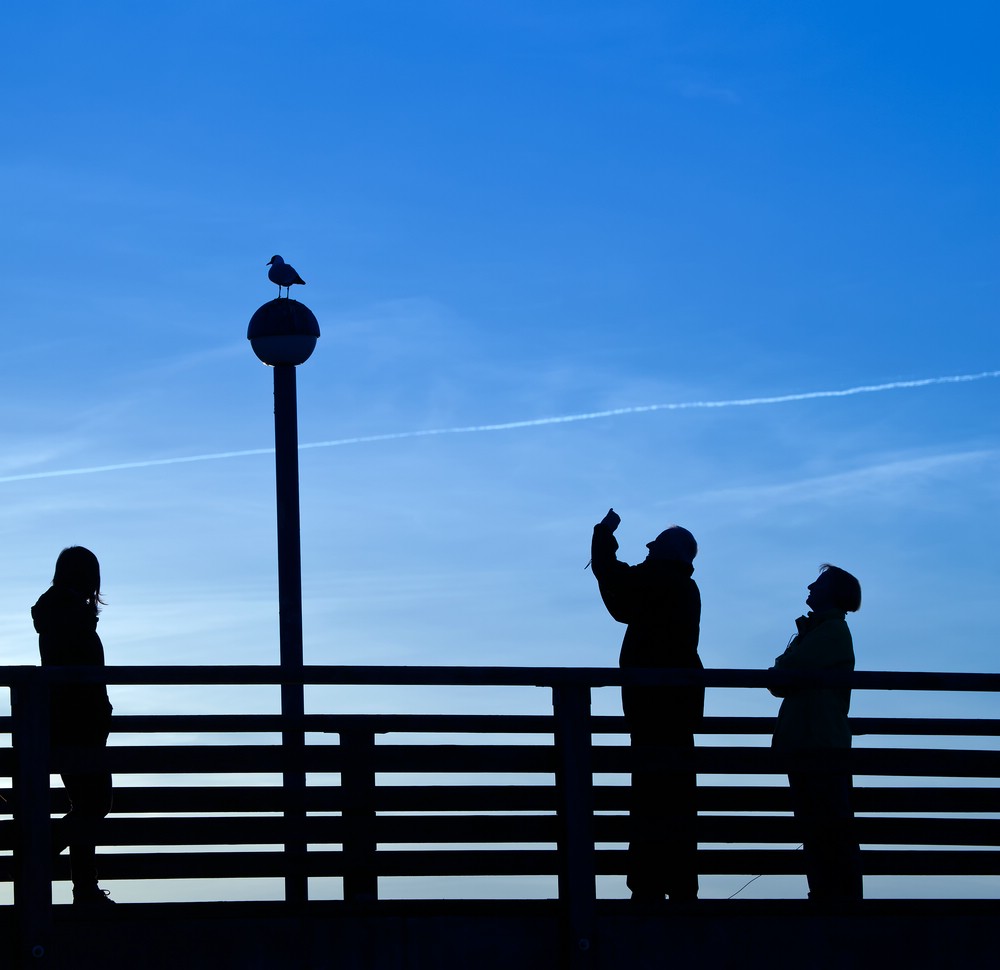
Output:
73 885 115 906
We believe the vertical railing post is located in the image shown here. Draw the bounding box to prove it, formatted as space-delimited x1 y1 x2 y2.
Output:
552 684 596 969
340 728 378 902
11 670 53 966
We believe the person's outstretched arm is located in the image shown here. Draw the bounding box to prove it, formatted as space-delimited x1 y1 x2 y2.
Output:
590 508 622 578
590 508 634 623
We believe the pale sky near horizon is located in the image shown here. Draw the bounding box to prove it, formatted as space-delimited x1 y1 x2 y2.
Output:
2 1 998 901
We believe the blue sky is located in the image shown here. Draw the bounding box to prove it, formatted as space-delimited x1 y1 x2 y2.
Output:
2 1 999 900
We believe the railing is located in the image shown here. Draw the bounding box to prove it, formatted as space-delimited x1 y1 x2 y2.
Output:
2 665 1000 966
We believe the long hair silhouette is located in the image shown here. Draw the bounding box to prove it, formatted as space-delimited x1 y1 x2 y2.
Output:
52 546 106 610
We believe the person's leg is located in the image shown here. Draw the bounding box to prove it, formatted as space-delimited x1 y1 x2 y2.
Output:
660 686 703 900
810 772 862 900
62 769 113 900
626 734 666 898
789 770 861 901
660 736 698 900
52 782 72 860
625 685 702 901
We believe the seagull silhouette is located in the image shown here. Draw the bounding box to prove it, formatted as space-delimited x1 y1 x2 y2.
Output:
267 255 306 298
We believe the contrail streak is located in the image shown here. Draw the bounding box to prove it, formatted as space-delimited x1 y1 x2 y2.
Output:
2 370 997 484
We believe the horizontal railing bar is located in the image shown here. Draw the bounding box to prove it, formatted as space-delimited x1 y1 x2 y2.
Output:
37 714 996 737
48 744 554 774
591 746 1000 777
110 715 287 733
29 743 1000 777
335 848 1000 878
81 815 1000 847
5 743 1000 784
4 784 1000 818
849 718 1000 737
103 714 560 734
593 849 1000 878
8 847 999 884
318 847 1000 878
3 664 1000 691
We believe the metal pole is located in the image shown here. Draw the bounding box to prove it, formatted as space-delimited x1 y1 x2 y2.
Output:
273 363 308 905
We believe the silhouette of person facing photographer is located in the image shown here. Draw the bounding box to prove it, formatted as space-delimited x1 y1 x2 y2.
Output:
770 564 863 903
33 546 115 905
590 509 702 901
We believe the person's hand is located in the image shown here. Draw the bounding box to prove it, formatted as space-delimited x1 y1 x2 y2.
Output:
598 508 621 533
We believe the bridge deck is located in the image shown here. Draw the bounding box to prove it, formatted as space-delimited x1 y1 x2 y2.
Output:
1 898 996 970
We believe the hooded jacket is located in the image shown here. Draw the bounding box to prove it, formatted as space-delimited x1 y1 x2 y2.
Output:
32 584 112 743
591 524 702 734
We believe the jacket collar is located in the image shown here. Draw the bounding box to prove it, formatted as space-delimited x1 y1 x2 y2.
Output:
795 608 846 635
643 558 694 578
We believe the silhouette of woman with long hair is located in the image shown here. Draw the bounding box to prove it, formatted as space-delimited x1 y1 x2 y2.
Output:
33 546 115 905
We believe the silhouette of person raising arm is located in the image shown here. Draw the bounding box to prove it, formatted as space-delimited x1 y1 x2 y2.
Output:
590 508 703 902
770 564 863 903
33 546 115 906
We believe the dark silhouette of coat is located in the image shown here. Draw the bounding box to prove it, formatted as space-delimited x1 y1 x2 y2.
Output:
33 584 113 894
591 524 703 735
33 585 112 744
770 608 862 901
771 610 853 750
591 523 703 899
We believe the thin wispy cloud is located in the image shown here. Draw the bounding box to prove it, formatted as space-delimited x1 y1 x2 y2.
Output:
1 369 997 485
687 449 997 512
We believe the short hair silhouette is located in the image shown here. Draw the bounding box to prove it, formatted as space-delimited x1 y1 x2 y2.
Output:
818 563 861 613
53 546 105 609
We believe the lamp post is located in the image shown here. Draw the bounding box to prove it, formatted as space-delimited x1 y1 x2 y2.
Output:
248 297 320 906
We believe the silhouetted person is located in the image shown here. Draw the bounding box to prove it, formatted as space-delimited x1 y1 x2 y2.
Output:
590 509 702 901
33 546 115 905
770 564 863 903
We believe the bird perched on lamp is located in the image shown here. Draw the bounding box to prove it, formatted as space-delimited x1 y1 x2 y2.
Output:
267 255 306 298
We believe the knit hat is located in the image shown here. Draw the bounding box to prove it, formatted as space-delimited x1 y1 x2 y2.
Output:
646 526 697 564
